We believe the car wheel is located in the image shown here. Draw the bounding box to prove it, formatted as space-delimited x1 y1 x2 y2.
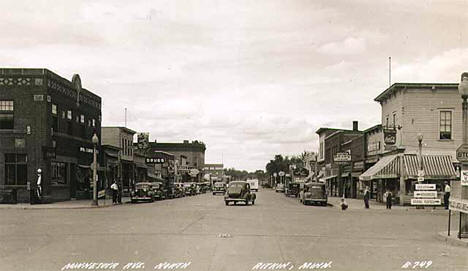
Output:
225 201 229 206
245 200 249 206
252 200 255 205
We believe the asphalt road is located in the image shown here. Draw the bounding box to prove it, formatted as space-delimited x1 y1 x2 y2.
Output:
1 189 467 271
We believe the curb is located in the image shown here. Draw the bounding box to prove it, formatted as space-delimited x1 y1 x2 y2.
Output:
436 231 468 248
0 201 131 210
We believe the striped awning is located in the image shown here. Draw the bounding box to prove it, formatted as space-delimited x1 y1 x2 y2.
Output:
359 155 399 181
404 154 457 179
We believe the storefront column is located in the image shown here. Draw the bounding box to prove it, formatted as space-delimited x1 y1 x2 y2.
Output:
399 153 406 206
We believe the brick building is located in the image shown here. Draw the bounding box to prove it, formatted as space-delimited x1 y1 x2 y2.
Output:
0 68 102 203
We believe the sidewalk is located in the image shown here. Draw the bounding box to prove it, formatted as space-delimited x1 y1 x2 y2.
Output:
329 196 449 212
0 197 131 210
436 231 468 248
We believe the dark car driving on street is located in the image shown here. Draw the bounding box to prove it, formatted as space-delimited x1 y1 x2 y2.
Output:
224 181 256 206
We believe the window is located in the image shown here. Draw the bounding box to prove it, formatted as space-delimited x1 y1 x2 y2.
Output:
5 154 27 185
0 100 14 129
440 111 452 139
80 114 85 124
392 113 396 129
92 119 95 127
52 104 57 115
51 161 67 185
385 116 389 129
62 111 66 119
67 110 72 120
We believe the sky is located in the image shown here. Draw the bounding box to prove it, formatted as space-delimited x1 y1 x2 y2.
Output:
1 0 468 171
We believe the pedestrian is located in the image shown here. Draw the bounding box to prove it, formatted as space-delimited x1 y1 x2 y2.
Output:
364 186 370 209
340 196 348 211
444 181 451 210
385 189 392 209
36 168 42 203
111 180 119 204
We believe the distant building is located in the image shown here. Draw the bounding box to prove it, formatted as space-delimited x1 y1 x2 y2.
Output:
149 140 206 182
0 68 102 202
203 163 224 183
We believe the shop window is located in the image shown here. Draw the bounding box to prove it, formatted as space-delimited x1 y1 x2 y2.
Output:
51 161 67 185
440 111 452 139
4 153 27 185
0 100 14 129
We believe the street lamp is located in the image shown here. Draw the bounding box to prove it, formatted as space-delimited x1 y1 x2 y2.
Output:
417 133 424 182
92 133 99 206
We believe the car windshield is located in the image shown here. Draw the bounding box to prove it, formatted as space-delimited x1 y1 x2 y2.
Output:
136 183 150 189
229 183 244 188
214 182 225 187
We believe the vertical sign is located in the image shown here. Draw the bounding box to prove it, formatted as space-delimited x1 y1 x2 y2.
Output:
461 170 468 186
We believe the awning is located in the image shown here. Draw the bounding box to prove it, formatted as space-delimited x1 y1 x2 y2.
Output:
404 154 457 180
359 155 399 181
104 151 119 159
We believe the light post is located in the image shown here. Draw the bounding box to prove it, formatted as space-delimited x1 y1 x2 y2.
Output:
458 72 468 237
92 133 99 206
417 133 424 181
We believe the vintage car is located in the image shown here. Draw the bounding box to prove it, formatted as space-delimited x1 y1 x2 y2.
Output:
183 182 197 196
174 183 185 198
275 183 285 193
212 181 226 195
224 181 256 206
151 182 165 200
130 182 155 203
299 182 327 206
285 182 300 197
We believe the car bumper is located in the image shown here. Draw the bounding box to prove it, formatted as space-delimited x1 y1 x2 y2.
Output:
131 197 152 201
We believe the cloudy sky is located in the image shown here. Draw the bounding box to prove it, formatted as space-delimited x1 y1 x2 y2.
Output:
2 0 468 171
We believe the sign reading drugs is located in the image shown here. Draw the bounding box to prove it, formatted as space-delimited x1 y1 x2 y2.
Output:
411 198 441 205
415 183 436 190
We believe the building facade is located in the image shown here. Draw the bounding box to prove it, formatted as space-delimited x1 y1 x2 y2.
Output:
0 68 102 203
148 140 206 182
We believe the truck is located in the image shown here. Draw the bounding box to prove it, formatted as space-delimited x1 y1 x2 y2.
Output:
247 179 259 192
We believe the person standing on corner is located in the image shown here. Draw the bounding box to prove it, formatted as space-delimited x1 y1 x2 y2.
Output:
111 180 119 204
444 181 451 210
385 189 392 209
363 186 370 209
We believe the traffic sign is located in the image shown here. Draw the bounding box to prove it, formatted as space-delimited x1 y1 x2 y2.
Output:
415 183 436 190
456 144 468 162
414 191 438 198
411 198 441 205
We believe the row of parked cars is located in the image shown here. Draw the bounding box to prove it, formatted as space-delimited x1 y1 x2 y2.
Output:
130 181 211 203
276 181 328 206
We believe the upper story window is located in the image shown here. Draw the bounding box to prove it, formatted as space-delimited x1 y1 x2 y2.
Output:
80 114 85 124
52 104 57 115
67 110 72 120
0 100 14 129
392 113 396 129
440 111 452 140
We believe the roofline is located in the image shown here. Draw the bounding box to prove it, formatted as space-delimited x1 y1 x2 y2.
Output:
101 126 137 135
325 129 363 140
374 82 458 102
363 124 382 133
315 127 342 135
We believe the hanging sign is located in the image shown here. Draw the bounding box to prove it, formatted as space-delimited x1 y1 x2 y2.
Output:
411 198 441 205
384 129 397 145
415 183 436 190
449 198 468 214
461 170 468 186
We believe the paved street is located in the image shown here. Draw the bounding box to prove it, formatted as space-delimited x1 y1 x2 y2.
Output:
1 189 467 271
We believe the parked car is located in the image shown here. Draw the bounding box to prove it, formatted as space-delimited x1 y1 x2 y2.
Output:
275 183 285 193
152 182 165 200
247 179 259 192
174 183 185 197
212 181 226 195
285 182 300 197
131 182 155 203
183 182 197 196
299 182 327 206
224 181 256 206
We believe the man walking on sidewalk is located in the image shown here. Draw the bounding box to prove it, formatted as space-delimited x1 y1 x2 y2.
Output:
385 189 392 209
444 181 451 210
111 181 119 204
363 186 370 209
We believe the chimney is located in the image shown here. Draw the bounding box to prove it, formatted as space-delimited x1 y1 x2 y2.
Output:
353 121 358 131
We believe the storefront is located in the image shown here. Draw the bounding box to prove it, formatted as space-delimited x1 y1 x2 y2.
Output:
360 154 457 205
